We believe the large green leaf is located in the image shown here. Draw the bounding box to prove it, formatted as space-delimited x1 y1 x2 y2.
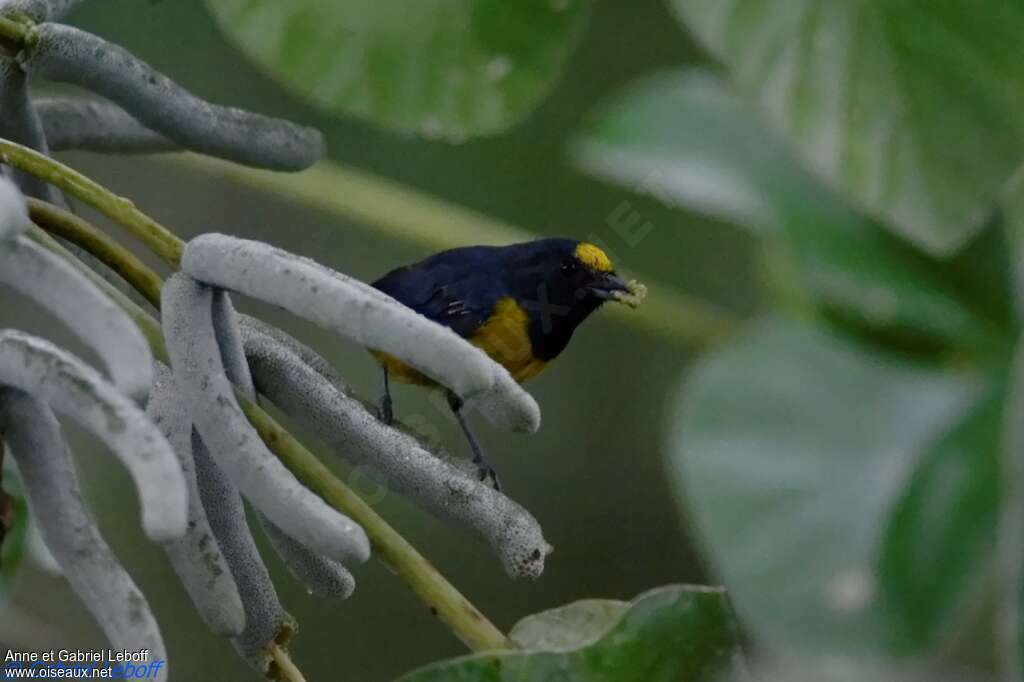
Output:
668 317 989 654
878 386 1003 652
571 70 1006 356
666 1 1024 256
509 599 629 650
204 0 590 138
999 346 1024 681
397 585 741 682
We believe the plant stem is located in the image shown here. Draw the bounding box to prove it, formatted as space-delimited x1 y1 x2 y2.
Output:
268 643 306 682
26 215 510 652
0 138 183 264
27 197 164 308
0 16 30 50
28 226 169 355
169 155 738 346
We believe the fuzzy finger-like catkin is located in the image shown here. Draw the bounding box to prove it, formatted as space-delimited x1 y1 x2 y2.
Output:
161 274 369 564
19 24 324 171
0 387 170 681
242 323 551 579
147 363 246 637
0 330 186 542
0 236 153 401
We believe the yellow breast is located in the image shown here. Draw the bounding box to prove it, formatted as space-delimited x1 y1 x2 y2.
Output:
372 297 547 386
469 297 548 383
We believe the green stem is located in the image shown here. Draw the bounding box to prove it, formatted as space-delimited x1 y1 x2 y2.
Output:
0 138 183 265
28 226 169 356
27 197 164 308
268 643 306 682
26 214 510 652
169 156 738 346
0 15 31 50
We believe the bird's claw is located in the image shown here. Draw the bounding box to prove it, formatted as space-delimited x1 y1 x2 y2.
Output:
378 394 393 426
475 460 502 492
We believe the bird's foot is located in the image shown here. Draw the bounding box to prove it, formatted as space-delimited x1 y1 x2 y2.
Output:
473 453 502 492
378 394 394 426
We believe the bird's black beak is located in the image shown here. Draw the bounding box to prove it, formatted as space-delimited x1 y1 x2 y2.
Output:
587 272 631 301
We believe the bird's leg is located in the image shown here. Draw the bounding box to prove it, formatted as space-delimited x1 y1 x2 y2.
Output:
446 391 502 492
378 365 394 425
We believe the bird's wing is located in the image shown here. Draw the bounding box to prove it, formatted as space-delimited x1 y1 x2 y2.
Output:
372 252 498 339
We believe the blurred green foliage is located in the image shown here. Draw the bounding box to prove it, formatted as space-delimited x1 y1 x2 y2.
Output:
669 0 1024 257
574 3 1024 681
204 0 592 139
398 586 740 682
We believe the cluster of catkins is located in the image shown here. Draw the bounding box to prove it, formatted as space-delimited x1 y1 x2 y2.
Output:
0 0 550 677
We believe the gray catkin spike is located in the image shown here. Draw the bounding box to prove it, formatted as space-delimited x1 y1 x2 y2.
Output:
182 234 541 434
239 314 350 395
36 98 176 154
0 388 169 681
258 515 356 600
0 175 29 240
211 291 256 399
192 430 288 672
242 324 552 580
0 61 64 205
0 330 187 542
160 273 370 564
147 363 245 637
179 294 288 665
19 24 325 171
213 296 357 598
0 235 153 401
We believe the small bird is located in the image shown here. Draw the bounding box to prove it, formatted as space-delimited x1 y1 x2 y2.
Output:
370 239 639 491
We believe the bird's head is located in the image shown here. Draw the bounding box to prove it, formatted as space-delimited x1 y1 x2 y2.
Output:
505 239 634 316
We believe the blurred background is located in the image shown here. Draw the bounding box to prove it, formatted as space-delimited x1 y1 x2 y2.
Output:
0 1 760 679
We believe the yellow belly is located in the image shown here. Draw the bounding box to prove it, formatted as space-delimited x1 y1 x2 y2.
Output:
372 297 548 385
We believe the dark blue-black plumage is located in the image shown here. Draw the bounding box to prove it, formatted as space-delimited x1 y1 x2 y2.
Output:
372 238 623 362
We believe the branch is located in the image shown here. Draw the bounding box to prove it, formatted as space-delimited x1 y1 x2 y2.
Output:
0 15 32 49
25 211 511 651
268 643 306 682
0 137 183 264
27 197 163 307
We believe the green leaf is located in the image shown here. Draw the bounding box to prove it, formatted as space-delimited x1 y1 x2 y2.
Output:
398 585 741 682
878 386 1003 652
203 0 590 138
668 317 988 654
571 70 1006 355
999 346 1024 681
509 599 629 650
666 1 1024 256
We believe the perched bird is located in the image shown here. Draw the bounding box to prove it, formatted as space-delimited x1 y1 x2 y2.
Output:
371 239 640 491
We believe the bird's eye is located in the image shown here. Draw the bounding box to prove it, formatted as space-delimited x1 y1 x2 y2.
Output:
560 260 577 275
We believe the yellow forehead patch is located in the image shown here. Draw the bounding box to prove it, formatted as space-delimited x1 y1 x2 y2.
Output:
574 242 613 272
